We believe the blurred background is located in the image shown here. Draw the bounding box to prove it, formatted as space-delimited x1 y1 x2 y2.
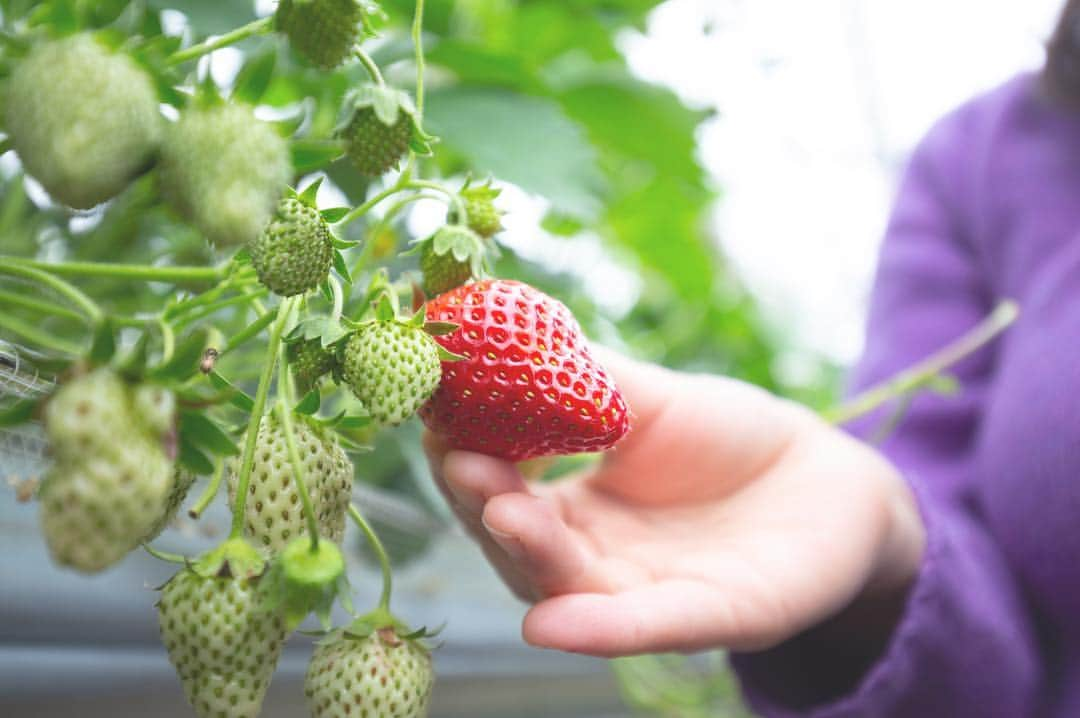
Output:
0 0 1065 715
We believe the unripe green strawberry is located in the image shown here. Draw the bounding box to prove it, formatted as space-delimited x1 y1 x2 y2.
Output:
413 225 486 296
305 627 434 718
337 85 429 176
4 34 162 209
341 321 441 427
40 368 176 572
226 412 353 553
158 566 287 718
276 0 372 69
160 103 290 246
287 337 339 395
250 197 333 296
452 182 504 238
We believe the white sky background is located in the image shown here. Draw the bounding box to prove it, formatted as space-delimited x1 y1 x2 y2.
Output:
620 0 1063 364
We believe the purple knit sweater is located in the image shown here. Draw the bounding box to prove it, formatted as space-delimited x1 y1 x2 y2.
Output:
731 73 1080 716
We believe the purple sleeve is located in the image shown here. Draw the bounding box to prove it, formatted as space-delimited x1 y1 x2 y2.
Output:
729 102 1041 716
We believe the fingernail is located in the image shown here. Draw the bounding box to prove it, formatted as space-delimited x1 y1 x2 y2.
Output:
483 519 526 560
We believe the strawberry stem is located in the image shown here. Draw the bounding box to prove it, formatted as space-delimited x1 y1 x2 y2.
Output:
825 299 1019 425
0 257 227 285
413 0 427 117
276 399 322 551
165 16 275 66
0 313 81 355
188 459 225 520
353 47 384 86
228 296 298 540
348 503 393 612
0 259 103 322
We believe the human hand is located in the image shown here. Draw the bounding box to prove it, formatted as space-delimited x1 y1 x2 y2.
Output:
423 349 925 657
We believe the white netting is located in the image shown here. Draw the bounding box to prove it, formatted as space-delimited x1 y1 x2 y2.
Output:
0 341 51 484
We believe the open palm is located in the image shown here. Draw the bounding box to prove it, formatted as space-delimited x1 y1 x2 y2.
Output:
424 350 923 657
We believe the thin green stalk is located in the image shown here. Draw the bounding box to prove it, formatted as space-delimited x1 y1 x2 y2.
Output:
0 314 82 355
229 297 298 539
223 307 278 355
0 290 83 323
826 299 1020 425
276 400 321 550
174 289 268 328
328 275 345 322
348 503 393 611
143 544 189 565
413 0 426 116
405 179 465 219
188 460 226 520
157 318 175 364
349 193 438 276
0 261 102 322
354 47 384 86
2 257 226 285
337 182 408 227
166 16 274 66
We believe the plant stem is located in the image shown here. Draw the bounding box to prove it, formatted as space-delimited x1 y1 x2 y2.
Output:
337 183 408 227
0 314 82 355
0 290 83 323
0 261 102 322
143 544 190 565
228 296 297 539
354 47 384 86
276 400 321 551
825 299 1020 425
157 318 176 365
188 460 225 520
413 0 426 117
348 503 393 611
328 275 345 322
406 179 465 219
174 289 268 328
223 308 278 355
2 257 226 285
165 16 274 66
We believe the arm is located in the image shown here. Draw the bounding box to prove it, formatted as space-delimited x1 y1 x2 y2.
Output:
730 103 1042 716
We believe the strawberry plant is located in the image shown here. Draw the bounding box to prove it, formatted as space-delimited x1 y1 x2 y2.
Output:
0 1 642 716
0 1 848 716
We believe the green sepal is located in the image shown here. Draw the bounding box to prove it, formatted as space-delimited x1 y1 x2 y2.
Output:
294 389 321 416
179 410 239 456
320 207 350 224
232 247 252 265
436 345 467 362
260 537 349 630
329 233 357 250
0 398 38 428
336 83 435 156
115 331 151 379
297 177 323 208
405 305 426 328
193 537 266 580
232 48 276 105
374 293 396 322
423 321 459 337
208 371 256 412
88 318 116 364
287 316 349 349
332 249 351 284
291 139 345 174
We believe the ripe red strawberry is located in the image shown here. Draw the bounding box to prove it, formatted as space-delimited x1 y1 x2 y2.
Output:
419 279 630 461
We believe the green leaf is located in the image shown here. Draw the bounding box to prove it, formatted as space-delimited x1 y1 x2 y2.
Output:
88 319 116 364
0 398 37 428
178 436 215 476
425 88 605 220
336 415 372 430
208 371 255 412
147 0 255 35
294 390 320 415
149 328 208 382
179 410 240 456
232 48 277 105
291 140 345 174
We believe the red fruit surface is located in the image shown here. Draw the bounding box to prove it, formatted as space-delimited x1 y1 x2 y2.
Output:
419 279 630 461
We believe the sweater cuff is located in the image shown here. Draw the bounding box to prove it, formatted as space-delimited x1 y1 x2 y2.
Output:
729 479 944 717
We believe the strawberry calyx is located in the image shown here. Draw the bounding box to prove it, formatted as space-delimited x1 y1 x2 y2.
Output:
193 537 267 580
335 83 435 157
260 536 351 630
